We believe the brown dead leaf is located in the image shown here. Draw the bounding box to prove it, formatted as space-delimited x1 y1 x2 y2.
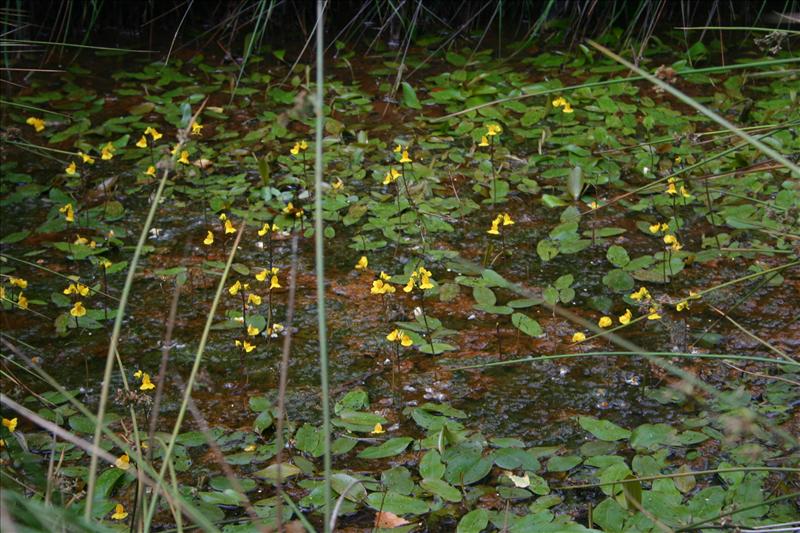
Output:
374 511 411 528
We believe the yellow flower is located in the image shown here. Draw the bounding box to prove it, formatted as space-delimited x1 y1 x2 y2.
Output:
65 161 78 175
2 418 17 432
371 423 385 435
562 103 574 113
630 287 651 301
255 269 268 282
647 307 662 320
140 373 155 390
244 443 257 452
247 324 260 336
115 453 131 470
663 234 677 245
671 241 682 251
290 140 308 155
486 124 502 136
145 165 156 176
144 127 162 140
619 309 632 325
8 277 27 289
64 283 90 296
136 136 148 148
26 117 45 132
191 122 203 135
203 231 214 245
355 256 368 270
224 219 236 234
588 201 599 210
598 316 612 328
178 151 190 164
383 168 400 185
235 340 256 353
371 279 396 295
387 329 413 347
101 142 115 160
99 258 113 270
502 213 514 226
332 178 344 191
487 219 500 235
552 97 567 107
0 286 4 300
60 203 75 223
393 144 402 153
399 150 412 164
403 272 417 293
269 275 281 290
418 268 434 290
133 370 143 379
478 136 489 147
380 271 391 281
111 504 128 520
268 323 284 336
680 186 690 198
229 281 242 295
571 332 586 343
70 301 86 318
17 293 28 309
78 152 95 164
676 301 689 312
247 293 262 305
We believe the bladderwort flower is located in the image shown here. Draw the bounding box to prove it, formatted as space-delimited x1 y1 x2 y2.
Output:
114 453 131 470
26 117 45 132
630 286 651 302
191 122 203 135
2 417 17 432
663 234 682 251
371 272 396 295
403 266 434 293
203 231 214 245
399 150 412 164
355 256 368 270
78 151 95 164
136 136 148 148
144 127 163 141
647 307 662 320
383 168 400 185
178 150 190 165
649 222 669 234
478 136 489 147
60 203 75 223
247 324 260 336
8 277 27 289
100 142 115 160
665 177 678 195
290 140 308 155
619 308 633 325
370 423 386 435
247 293 262 305
224 219 236 234
235 339 256 353
386 328 413 347
282 202 304 218
552 97 574 113
139 373 155 390
65 161 78 176
598 316 613 328
571 332 586 343
64 283 90 297
17 293 28 310
487 213 514 235
111 504 128 520
145 165 156 177
228 280 244 296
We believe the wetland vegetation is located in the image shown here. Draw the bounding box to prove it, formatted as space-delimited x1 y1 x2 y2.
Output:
0 1 799 532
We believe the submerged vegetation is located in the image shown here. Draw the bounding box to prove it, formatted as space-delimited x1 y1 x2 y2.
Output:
1 1 799 532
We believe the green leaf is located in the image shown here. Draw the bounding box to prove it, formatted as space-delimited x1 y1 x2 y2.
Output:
253 462 301 481
541 194 568 208
578 416 631 441
472 286 496 307
606 245 630 268
546 455 582 472
420 450 445 480
401 82 422 110
366 491 429 515
357 437 413 459
457 508 489 533
420 478 462 502
630 423 678 451
567 166 584 201
511 313 544 337
331 473 367 502
537 239 559 261
602 269 635 292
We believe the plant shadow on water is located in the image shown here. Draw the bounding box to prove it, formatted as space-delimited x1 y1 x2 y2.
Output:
1 8 799 532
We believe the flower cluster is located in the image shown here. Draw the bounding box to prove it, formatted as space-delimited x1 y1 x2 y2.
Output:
386 328 413 347
487 213 514 235
371 272 396 295
133 369 155 391
552 96 574 113
403 266 434 293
